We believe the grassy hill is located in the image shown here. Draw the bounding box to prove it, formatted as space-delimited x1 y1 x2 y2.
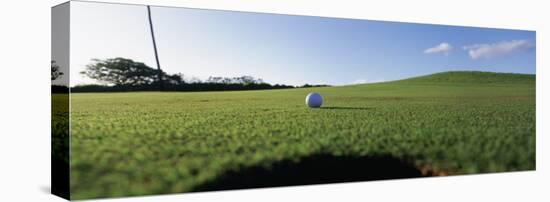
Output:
396 71 535 84
64 71 536 199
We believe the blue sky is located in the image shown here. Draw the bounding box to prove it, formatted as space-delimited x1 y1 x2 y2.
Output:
70 1 536 86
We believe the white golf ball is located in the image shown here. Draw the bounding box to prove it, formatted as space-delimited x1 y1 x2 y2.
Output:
305 92 323 108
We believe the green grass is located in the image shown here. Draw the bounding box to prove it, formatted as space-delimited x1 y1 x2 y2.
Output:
66 71 535 199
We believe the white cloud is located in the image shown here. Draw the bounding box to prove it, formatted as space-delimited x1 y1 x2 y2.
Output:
424 42 453 55
463 39 535 59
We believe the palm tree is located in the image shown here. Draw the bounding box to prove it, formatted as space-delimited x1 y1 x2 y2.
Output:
147 5 163 90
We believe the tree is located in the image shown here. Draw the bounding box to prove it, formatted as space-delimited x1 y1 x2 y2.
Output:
147 5 164 90
205 75 265 84
164 73 185 85
81 58 186 86
51 60 64 81
234 75 261 85
81 58 160 86
206 76 223 84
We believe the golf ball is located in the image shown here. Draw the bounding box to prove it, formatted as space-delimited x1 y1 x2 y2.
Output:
306 92 323 108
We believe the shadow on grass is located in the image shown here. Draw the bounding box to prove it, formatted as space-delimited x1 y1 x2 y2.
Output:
194 154 425 192
321 106 373 110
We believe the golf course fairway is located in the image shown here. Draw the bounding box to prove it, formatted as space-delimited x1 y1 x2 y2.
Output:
66 71 535 199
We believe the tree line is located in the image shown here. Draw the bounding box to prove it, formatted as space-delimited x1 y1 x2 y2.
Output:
72 58 299 92
51 60 69 93
52 58 329 93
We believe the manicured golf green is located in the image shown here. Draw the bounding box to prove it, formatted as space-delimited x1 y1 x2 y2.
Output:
66 71 535 199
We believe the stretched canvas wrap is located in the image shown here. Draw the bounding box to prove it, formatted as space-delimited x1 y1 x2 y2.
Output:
52 1 536 200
